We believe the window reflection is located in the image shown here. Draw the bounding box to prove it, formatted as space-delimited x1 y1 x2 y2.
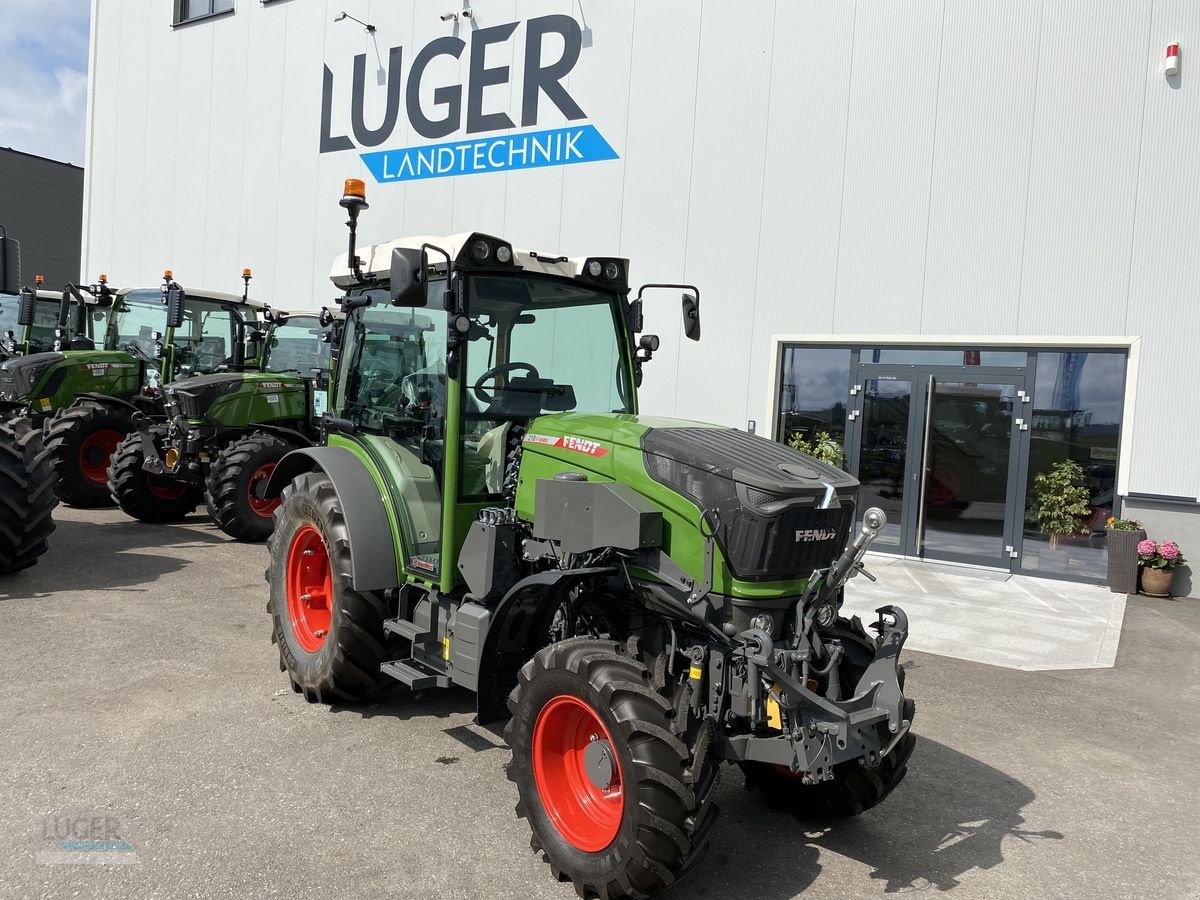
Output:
1022 351 1126 579
776 346 850 456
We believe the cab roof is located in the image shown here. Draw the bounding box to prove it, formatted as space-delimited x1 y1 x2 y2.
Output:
328 232 624 289
115 285 268 309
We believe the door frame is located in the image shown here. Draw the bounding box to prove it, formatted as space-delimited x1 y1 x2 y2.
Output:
846 360 1031 571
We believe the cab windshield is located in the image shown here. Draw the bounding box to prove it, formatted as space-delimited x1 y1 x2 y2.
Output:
108 289 166 356
0 295 62 353
264 315 332 375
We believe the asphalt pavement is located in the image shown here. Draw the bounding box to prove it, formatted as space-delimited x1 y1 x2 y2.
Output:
2 506 1198 900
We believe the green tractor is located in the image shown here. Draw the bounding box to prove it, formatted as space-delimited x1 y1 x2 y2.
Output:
1 271 267 507
262 181 915 898
110 305 337 538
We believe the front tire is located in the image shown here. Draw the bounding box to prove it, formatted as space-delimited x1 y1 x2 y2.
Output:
108 432 202 523
0 419 58 574
43 401 133 507
266 471 389 703
505 638 718 899
206 432 292 542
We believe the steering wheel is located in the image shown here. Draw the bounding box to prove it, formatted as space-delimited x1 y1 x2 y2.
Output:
473 361 540 404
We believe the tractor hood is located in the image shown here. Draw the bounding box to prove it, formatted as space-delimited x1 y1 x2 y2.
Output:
0 351 65 399
524 412 860 582
166 371 306 419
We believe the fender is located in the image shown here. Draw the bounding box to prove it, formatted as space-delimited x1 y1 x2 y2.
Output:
265 445 399 592
474 566 616 723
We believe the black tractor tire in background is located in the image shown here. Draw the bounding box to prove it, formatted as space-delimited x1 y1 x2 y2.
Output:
506 638 719 899
0 418 58 574
266 471 390 703
43 401 135 508
107 432 203 523
206 432 293 542
741 620 915 819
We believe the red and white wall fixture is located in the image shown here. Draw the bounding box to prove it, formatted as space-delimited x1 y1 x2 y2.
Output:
1163 43 1180 78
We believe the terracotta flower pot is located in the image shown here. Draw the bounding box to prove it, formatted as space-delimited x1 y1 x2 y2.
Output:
1140 566 1175 598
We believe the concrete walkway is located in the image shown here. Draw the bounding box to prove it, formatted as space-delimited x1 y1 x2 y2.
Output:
842 554 1126 671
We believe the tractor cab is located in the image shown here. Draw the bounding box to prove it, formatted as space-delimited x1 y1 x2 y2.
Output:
325 206 694 585
0 276 109 358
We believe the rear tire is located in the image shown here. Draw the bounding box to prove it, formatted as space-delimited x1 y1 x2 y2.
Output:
266 471 389 703
0 418 58 574
44 401 133 507
741 621 915 819
505 638 718 899
108 432 202 523
206 432 292 542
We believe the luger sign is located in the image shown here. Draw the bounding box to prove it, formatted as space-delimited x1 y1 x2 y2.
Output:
320 14 619 184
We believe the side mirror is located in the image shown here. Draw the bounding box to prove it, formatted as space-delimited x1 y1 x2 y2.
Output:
390 247 427 307
166 285 186 329
0 233 20 295
682 292 700 341
318 306 333 328
16 287 37 327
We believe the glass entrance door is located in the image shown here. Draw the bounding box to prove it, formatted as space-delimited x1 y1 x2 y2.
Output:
847 368 1029 569
917 378 1023 566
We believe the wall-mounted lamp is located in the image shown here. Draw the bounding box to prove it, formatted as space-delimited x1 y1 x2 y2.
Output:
1164 43 1180 78
333 11 375 33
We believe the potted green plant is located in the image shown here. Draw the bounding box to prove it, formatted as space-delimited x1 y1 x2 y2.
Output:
1105 516 1146 594
787 430 844 469
1032 460 1091 551
1137 539 1187 597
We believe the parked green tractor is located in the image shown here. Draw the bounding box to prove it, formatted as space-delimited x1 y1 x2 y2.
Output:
0 278 107 360
263 181 915 898
0 272 266 507
110 306 337 539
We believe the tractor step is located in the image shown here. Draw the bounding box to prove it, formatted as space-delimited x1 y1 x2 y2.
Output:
383 618 429 642
380 658 450 690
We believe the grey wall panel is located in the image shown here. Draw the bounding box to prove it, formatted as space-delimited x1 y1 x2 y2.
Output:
673 1 774 427
920 0 1042 335
1123 0 1200 497
743 1 857 423
614 1 702 419
1017 0 1151 336
833 0 945 335
0 150 84 286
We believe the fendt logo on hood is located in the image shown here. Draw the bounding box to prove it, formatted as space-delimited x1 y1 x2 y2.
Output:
321 14 618 184
796 529 838 543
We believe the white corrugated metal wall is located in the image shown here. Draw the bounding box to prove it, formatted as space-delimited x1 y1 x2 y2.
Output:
83 0 1200 510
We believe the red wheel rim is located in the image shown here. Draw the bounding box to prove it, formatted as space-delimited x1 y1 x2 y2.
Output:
246 462 279 517
286 525 332 653
145 473 189 501
78 428 123 484
532 694 624 852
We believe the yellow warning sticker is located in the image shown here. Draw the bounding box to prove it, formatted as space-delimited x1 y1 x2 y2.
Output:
39 398 51 411
688 665 703 680
442 636 451 661
766 696 782 730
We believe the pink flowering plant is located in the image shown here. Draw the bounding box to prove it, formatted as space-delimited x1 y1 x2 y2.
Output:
1137 539 1187 570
